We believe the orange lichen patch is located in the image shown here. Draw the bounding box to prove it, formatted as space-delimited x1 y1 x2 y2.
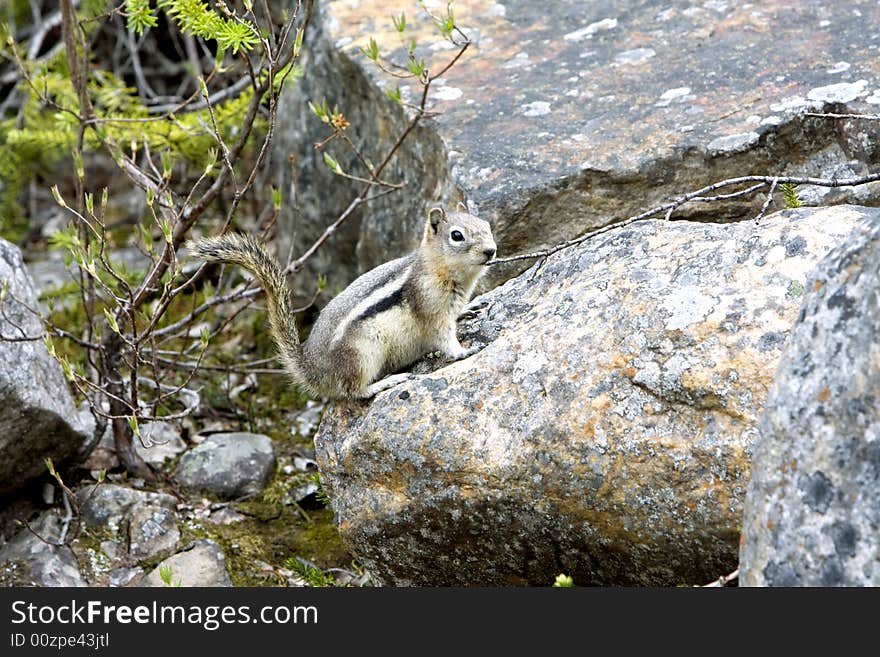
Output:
817 387 831 403
580 415 598 439
590 393 612 413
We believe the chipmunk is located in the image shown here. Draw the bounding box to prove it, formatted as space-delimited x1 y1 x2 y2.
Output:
188 207 496 399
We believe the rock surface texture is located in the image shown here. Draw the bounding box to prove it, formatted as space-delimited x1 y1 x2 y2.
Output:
315 205 875 586
740 215 880 586
142 539 233 587
174 433 277 500
277 0 880 294
0 513 86 587
0 239 86 494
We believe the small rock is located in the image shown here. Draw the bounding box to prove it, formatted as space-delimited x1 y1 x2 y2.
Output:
293 456 318 472
174 432 276 500
128 504 180 561
108 567 143 587
100 540 119 560
0 513 86 586
142 540 232 587
286 482 320 508
293 401 325 437
135 422 188 467
205 507 245 525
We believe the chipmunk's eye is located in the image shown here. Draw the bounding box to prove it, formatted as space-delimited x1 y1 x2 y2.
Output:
450 230 465 242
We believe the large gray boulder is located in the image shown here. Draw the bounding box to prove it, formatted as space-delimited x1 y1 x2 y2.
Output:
315 205 874 586
740 216 880 586
276 0 880 295
0 239 86 494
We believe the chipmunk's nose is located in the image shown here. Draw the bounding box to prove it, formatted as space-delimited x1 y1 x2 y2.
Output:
482 247 496 260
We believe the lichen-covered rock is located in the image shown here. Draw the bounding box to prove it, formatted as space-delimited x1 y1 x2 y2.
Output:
277 0 880 294
128 504 180 561
740 217 880 586
0 239 87 494
0 513 86 586
174 433 276 500
142 539 232 587
315 205 874 586
77 484 177 535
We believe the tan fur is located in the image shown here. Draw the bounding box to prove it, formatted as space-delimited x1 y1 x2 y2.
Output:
187 208 496 399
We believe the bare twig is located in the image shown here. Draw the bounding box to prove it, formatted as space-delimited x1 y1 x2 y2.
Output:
805 112 880 121
754 176 779 223
489 172 880 265
703 568 739 587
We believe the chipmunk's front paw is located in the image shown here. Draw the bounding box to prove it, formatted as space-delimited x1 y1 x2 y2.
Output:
444 344 481 361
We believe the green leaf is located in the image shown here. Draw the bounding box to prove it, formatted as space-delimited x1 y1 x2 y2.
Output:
386 86 402 104
73 151 84 181
408 58 426 77
553 574 574 587
127 415 140 437
160 150 172 180
50 185 66 208
271 186 282 210
103 308 120 335
308 99 330 123
361 38 379 62
293 27 305 57
392 12 406 34
160 218 173 244
322 152 343 175
59 357 74 382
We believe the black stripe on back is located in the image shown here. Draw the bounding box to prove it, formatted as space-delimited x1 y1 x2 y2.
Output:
360 256 413 299
353 286 406 324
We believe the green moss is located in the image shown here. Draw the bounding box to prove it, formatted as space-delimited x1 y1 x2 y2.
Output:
178 504 350 587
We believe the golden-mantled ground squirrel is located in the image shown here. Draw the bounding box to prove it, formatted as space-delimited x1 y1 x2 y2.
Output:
188 208 496 399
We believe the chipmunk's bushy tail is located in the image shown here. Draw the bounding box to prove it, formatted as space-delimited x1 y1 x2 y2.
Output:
188 234 309 390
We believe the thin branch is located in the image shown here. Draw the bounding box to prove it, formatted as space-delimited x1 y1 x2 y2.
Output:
703 568 739 587
145 74 254 114
754 176 779 224
489 172 880 265
805 112 880 121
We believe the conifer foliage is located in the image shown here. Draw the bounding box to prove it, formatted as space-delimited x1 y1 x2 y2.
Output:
1 0 309 478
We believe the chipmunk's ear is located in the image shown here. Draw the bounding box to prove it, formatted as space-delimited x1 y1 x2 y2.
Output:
427 206 446 235
456 200 468 213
